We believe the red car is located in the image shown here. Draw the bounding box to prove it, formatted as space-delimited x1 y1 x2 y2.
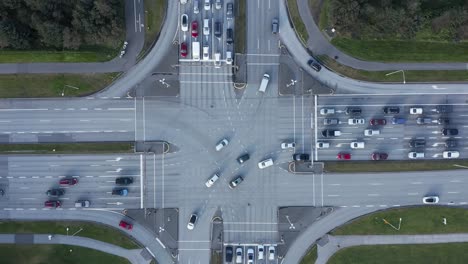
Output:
191 21 198 38
119 220 133 230
180 42 188 57
370 119 387 126
44 200 61 208
372 152 388 160
337 153 351 160
59 178 78 186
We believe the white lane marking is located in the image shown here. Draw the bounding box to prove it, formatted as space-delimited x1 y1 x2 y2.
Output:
367 194 380 197
408 193 419 195
0 109 48 111
327 194 340 197
329 183 341 186
411 182 422 184
448 191 459 194
108 108 135 111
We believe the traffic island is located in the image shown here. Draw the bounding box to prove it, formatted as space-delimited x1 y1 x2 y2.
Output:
288 161 323 174
135 141 171 154
210 210 223 264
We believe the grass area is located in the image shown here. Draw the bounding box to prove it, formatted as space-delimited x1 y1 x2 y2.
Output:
0 143 134 154
325 160 468 173
333 207 468 235
0 221 140 249
331 38 468 62
300 244 317 264
211 251 222 264
287 0 309 45
0 73 120 98
0 47 118 63
328 243 468 264
234 0 246 54
0 245 130 264
141 0 166 58
318 0 330 30
318 55 468 82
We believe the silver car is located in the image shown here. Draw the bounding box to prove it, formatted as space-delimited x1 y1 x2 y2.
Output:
226 3 233 19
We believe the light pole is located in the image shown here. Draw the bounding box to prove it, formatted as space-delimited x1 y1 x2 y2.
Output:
286 79 298 88
66 227 69 236
285 215 295 230
61 85 80 96
385 70 406 84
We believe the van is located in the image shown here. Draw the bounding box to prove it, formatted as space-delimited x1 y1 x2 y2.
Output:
258 73 270 93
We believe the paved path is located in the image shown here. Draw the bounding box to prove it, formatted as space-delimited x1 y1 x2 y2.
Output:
295 0 468 71
0 234 150 264
317 233 468 264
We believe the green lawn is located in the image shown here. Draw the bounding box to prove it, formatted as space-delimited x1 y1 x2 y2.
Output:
328 243 468 264
318 56 468 82
142 0 166 57
287 0 309 45
0 47 119 63
0 143 134 154
0 221 140 249
332 207 468 235
331 38 468 62
299 244 317 264
318 0 330 30
0 245 130 264
234 0 246 54
0 73 120 98
325 160 468 173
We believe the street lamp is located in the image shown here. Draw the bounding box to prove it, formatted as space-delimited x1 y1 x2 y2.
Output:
66 227 69 236
385 70 406 84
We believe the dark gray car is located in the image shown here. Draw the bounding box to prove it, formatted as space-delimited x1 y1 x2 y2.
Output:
226 28 233 44
409 139 426 148
323 118 339 125
214 21 222 38
237 154 250 164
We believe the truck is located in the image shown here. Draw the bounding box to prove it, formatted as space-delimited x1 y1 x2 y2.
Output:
192 42 200 61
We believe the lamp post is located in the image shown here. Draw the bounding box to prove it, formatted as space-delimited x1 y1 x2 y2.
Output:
385 70 406 84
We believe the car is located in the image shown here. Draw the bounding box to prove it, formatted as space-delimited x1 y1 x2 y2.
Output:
445 139 457 148
214 21 222 38
112 188 128 196
245 248 254 263
272 18 279 34
423 196 439 204
293 153 310 161
258 246 264 260
204 0 211 10
281 142 296 149
226 3 234 19
316 142 330 149
324 118 339 125
229 176 243 189
409 107 423 114
370 119 386 126
215 0 222 9
115 177 134 185
191 21 198 38
44 200 61 208
268 246 275 260
437 118 450 125
236 247 243 263
187 213 198 230
193 0 199 13
392 117 406 124
371 152 388 160
443 151 460 159
408 152 425 159
383 106 400 114
320 108 335 115
345 107 362 115
74 200 90 208
258 158 274 169
119 220 133 230
348 118 365 125
225 246 233 262
46 189 65 197
203 19 210 35
409 139 426 148
59 178 78 186
442 128 458 136
226 51 233 64
322 129 341 137
364 129 380 136
350 142 365 149
237 154 250 164
181 14 188 31
337 153 351 160
180 0 187 4
180 42 188 57
307 58 322 72
435 105 453 113
226 28 233 44
215 138 229 151
203 45 209 60
417 117 432 125
205 173 220 188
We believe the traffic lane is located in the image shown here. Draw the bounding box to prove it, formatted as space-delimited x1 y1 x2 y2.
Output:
318 94 468 106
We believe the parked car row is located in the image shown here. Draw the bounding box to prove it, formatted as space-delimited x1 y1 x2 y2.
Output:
225 245 276 263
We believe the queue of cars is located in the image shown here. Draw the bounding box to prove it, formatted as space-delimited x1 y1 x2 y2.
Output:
44 177 91 208
225 245 276 263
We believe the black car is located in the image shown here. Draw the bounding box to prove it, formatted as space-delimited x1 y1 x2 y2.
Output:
46 189 65 197
437 118 450 125
442 128 458 136
293 153 310 161
345 107 362 115
225 246 233 262
383 106 400 114
112 188 128 196
435 105 453 113
214 21 222 38
226 28 233 44
445 139 457 148
307 58 322 72
237 154 250 164
322 129 341 137
409 139 426 148
115 177 134 185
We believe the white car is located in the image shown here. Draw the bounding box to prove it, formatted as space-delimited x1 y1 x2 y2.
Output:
187 213 198 230
215 138 229 151
215 0 222 9
205 173 219 188
443 151 459 159
203 19 210 35
348 118 365 125
409 107 423 115
408 152 425 159
320 108 335 115
364 129 380 136
423 196 439 204
204 0 211 10
258 158 274 169
316 142 330 149
247 248 254 264
258 246 264 260
350 142 365 149
281 142 296 149
203 45 209 61
236 247 243 263
268 246 275 260
180 0 187 4
181 14 188 31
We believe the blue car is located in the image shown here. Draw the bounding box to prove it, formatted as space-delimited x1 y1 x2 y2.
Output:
112 188 128 196
392 117 406 124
